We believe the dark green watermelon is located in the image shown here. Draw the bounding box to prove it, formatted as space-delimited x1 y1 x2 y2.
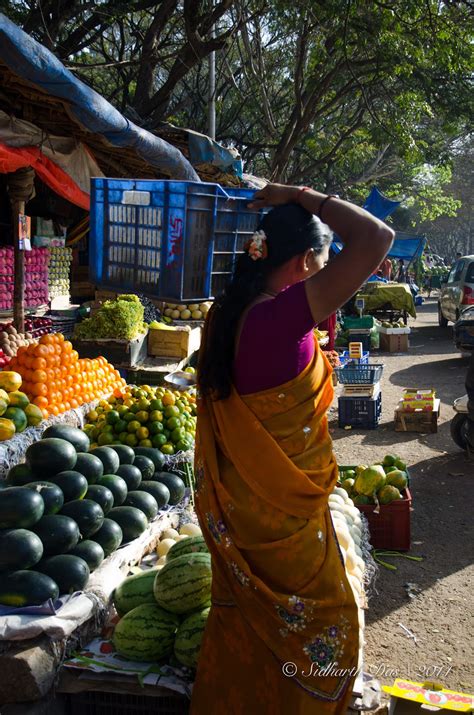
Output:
86 485 114 515
74 453 104 485
24 482 64 515
60 500 104 538
35 555 90 594
133 455 155 480
116 464 142 491
139 481 170 509
6 463 35 486
0 570 59 606
92 518 123 556
26 438 77 475
133 447 165 471
109 445 135 465
90 447 120 475
42 425 90 453
32 514 80 556
124 491 158 521
49 471 88 502
69 540 104 571
0 529 44 572
97 475 128 506
108 507 148 543
153 473 185 506
0 487 44 529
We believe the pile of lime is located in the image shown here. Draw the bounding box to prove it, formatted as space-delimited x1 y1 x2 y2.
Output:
84 384 197 455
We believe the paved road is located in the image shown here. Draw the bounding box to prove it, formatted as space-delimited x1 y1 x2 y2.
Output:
331 299 473 696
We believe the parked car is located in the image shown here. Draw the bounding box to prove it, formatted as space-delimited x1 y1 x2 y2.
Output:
438 255 474 326
453 306 474 352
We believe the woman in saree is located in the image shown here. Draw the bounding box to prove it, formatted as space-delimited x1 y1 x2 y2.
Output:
192 184 394 714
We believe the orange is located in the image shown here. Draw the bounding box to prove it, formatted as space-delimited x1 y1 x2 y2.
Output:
32 369 47 383
33 396 48 409
24 356 34 369
41 408 49 419
31 383 47 397
57 403 66 413
162 392 176 407
34 344 49 358
71 350 79 362
50 405 60 416
64 401 71 412
40 334 54 345
70 398 79 409
33 357 47 370
62 341 72 353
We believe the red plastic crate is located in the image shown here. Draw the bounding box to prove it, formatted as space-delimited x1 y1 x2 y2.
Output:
356 488 412 551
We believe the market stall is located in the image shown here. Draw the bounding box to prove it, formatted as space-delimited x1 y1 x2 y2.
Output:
356 282 417 323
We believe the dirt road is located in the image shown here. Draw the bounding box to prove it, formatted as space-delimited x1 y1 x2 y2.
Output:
330 299 473 696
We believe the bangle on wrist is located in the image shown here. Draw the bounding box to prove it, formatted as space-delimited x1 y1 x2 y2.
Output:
318 194 339 222
296 186 311 204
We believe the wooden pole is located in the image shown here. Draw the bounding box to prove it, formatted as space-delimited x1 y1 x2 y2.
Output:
13 199 26 333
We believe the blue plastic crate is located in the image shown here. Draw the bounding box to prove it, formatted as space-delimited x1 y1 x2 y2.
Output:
334 363 384 384
348 331 372 351
90 179 266 302
339 350 369 367
338 392 382 429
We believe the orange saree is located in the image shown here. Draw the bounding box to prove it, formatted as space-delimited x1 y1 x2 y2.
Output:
191 345 359 714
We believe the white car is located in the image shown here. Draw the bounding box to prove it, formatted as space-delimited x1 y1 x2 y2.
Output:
438 255 474 326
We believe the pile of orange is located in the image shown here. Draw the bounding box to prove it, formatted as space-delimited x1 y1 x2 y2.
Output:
8 333 126 418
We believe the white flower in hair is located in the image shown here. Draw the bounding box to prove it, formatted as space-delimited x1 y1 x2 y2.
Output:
245 229 268 260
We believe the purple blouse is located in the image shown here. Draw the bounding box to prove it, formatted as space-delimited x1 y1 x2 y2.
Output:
233 281 316 394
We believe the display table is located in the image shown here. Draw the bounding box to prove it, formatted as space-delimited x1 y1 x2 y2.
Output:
0 510 180 706
358 282 416 319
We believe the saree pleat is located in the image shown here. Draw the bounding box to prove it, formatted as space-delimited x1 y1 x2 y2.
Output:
191 346 359 714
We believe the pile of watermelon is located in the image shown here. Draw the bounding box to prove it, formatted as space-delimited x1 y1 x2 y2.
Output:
111 528 210 670
0 425 189 607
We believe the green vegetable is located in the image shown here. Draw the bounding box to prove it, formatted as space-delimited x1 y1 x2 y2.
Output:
74 296 145 340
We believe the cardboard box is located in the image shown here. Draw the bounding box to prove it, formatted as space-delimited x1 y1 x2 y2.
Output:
73 332 148 368
402 388 436 412
148 325 201 359
380 332 409 352
383 679 473 713
395 399 440 433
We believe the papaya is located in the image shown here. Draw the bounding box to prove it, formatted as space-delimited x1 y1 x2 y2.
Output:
8 391 30 410
0 398 8 417
0 418 16 441
0 389 9 402
24 404 44 427
4 407 28 433
0 372 22 393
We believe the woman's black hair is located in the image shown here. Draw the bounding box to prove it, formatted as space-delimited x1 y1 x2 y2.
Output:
198 203 332 400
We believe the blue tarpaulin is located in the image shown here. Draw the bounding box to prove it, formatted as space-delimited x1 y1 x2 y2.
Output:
0 13 199 181
363 186 401 220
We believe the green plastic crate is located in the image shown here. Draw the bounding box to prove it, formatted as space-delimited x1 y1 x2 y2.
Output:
343 315 375 330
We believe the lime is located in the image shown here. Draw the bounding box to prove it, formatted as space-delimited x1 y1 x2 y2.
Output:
175 440 190 452
149 421 164 435
98 432 115 446
125 433 138 447
138 439 153 448
171 427 185 444
164 405 180 419
160 443 175 455
114 419 128 434
127 420 141 433
123 412 136 422
119 431 129 443
136 426 150 440
166 416 181 430
87 410 99 422
135 410 149 424
137 398 151 411
106 410 120 425
129 403 141 414
185 431 195 443
184 366 196 375
149 398 163 411
116 404 129 416
149 410 163 422
152 433 167 448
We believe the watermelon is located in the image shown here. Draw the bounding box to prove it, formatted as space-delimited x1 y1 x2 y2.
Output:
32 514 80 556
133 447 165 471
42 425 90 453
174 607 210 668
116 464 142 491
109 444 135 465
112 604 179 661
74 453 104 485
69 540 104 572
108 506 148 543
153 553 212 614
166 536 208 561
92 518 123 556
60 500 104 538
0 529 44 572
86 485 114 515
24 482 64 515
35 555 90 595
6 463 35 486
26 438 77 475
0 487 44 528
139 481 170 509
90 447 120 475
154 473 185 505
113 568 160 616
50 471 88 502
97 475 128 506
124 491 158 521
133 456 155 480
4 407 27 433
0 570 59 607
